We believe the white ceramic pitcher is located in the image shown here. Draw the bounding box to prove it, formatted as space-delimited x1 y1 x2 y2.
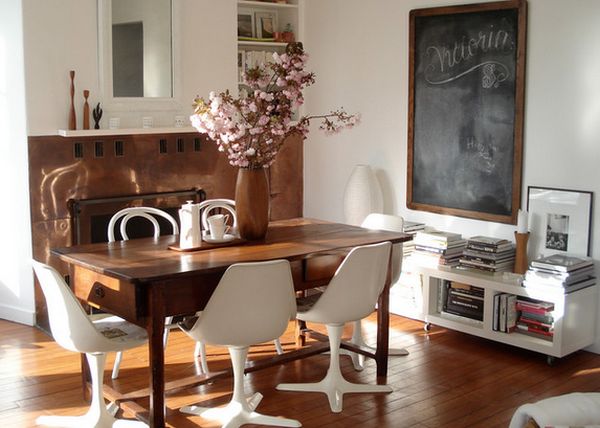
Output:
179 201 201 249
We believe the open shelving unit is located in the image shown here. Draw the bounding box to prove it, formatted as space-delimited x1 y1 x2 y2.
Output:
395 260 598 363
236 0 303 84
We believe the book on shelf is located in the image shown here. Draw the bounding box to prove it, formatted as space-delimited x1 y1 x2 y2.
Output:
522 276 596 294
518 310 554 325
459 257 515 269
516 322 554 341
506 294 517 333
530 254 593 273
449 281 485 297
415 245 464 256
403 221 426 232
415 230 462 243
518 316 554 331
468 236 512 247
443 281 484 321
462 248 516 262
525 265 595 286
495 294 518 333
492 294 501 331
238 36 276 42
516 299 554 315
414 231 464 250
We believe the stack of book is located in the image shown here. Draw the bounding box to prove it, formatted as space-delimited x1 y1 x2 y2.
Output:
459 236 515 273
523 254 596 294
492 293 518 333
402 221 426 258
412 230 466 267
515 297 555 341
442 280 484 321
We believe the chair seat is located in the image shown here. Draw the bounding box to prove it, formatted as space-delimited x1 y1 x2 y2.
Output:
90 314 148 350
295 291 323 313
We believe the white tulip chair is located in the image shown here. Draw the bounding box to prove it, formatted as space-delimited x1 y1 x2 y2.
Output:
32 260 148 428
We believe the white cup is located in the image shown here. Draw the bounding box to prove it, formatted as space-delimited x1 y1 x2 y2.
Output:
142 116 153 129
108 117 120 129
207 214 230 240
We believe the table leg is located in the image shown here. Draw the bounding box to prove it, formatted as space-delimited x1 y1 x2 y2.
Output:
375 250 392 378
147 286 166 428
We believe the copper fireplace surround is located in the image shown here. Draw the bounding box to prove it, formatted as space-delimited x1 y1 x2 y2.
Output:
28 131 303 331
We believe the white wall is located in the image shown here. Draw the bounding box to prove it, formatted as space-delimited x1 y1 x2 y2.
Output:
0 0 34 325
0 0 236 326
23 0 236 135
303 0 600 352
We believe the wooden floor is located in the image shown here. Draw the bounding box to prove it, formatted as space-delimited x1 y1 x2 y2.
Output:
1 314 599 428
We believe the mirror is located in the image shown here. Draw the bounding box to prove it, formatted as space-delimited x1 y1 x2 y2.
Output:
99 0 174 102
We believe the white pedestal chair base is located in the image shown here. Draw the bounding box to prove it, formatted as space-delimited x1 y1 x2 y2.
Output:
343 320 408 371
193 338 284 375
37 353 147 428
181 347 301 428
277 324 392 413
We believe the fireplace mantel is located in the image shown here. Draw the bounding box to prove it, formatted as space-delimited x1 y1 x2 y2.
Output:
57 127 197 137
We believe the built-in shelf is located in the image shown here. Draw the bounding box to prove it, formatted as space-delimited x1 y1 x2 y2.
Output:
238 40 288 48
238 1 298 10
57 127 197 137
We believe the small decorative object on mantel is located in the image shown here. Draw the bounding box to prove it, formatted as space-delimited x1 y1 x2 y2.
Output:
82 90 90 130
92 102 103 129
190 42 359 240
68 70 76 130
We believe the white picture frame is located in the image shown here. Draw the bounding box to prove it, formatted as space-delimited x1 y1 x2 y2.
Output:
238 8 255 39
255 11 278 39
527 186 593 259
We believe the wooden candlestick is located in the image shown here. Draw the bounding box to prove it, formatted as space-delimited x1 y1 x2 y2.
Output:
68 70 76 130
82 90 90 130
514 231 529 274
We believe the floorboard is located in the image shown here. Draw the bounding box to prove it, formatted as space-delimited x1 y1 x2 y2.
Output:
1 314 599 427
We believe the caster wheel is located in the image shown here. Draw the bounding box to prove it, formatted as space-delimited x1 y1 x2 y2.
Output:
424 322 432 332
546 356 556 366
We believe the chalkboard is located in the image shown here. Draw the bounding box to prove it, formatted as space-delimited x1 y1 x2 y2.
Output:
407 0 527 224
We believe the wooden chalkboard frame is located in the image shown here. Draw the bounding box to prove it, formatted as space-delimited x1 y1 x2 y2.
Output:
407 0 527 224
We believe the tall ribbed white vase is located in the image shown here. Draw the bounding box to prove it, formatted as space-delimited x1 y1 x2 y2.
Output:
343 164 383 226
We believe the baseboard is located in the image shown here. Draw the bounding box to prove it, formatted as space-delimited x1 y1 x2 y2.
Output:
0 303 35 326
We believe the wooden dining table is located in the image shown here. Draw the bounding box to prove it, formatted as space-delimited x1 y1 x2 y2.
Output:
52 217 411 427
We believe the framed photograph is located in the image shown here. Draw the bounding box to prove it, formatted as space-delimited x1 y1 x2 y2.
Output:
407 0 527 224
238 8 255 39
255 11 277 39
527 186 593 258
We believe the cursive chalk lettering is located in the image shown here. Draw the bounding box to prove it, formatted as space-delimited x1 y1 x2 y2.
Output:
424 26 513 87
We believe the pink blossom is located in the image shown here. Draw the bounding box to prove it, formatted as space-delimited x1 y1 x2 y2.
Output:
190 43 358 169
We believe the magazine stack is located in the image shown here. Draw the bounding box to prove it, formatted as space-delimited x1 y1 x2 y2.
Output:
411 230 466 267
402 221 426 258
458 236 515 273
523 254 596 294
515 297 555 341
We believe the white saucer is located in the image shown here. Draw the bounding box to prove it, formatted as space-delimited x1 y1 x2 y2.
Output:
203 233 236 244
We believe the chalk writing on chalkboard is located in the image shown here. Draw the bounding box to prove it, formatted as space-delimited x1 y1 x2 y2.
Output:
407 0 526 224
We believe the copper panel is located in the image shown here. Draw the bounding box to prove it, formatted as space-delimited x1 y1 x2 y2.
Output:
28 131 303 329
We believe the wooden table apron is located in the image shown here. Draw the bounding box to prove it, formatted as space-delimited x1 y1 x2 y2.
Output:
52 218 411 428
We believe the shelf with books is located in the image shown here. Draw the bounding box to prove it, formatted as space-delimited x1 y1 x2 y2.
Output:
406 262 598 360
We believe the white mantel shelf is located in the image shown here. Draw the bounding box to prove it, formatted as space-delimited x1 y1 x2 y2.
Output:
57 127 197 137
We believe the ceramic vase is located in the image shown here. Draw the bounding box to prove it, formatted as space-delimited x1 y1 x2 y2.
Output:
343 164 383 226
235 168 270 240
